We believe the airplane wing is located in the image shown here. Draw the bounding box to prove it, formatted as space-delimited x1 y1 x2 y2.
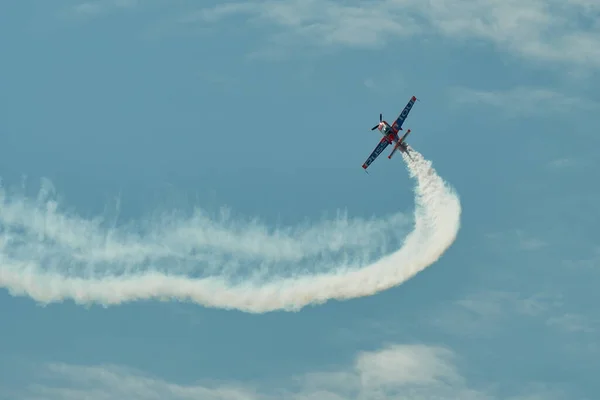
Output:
362 138 390 169
391 96 417 132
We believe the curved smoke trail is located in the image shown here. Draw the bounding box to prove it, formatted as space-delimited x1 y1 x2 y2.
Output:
0 149 460 313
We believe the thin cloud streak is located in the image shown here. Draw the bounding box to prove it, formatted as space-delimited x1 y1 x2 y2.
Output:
20 343 572 400
66 0 139 19
23 344 487 400
451 86 599 115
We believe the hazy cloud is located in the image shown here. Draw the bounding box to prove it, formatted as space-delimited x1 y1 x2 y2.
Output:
66 0 139 20
193 0 600 67
451 86 599 116
22 344 491 400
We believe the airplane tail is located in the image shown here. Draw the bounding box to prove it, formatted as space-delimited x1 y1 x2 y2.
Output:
390 129 412 159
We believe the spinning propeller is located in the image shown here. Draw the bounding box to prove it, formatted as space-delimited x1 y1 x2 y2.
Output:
370 113 382 130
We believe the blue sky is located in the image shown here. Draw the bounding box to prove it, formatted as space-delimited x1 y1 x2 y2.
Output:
1 0 599 399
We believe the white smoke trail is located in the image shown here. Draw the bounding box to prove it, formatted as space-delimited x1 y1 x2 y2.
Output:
0 181 410 278
0 149 460 313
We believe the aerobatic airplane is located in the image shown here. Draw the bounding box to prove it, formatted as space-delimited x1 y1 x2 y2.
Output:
362 95 418 171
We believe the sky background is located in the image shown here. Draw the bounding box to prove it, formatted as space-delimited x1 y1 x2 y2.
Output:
1 0 600 399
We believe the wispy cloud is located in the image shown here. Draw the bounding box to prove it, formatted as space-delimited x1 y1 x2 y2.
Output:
363 73 406 94
545 156 596 170
180 3 257 24
192 0 600 67
64 0 139 20
21 344 490 400
546 313 597 333
20 342 575 399
52 0 600 69
451 86 599 116
485 230 548 252
547 158 578 169
562 246 600 270
455 291 545 317
429 290 564 336
429 286 599 348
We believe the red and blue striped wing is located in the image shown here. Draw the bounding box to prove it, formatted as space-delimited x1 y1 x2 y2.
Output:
391 96 417 132
362 138 390 169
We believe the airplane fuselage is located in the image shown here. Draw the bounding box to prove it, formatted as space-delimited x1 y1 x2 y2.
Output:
378 121 401 144
378 121 410 154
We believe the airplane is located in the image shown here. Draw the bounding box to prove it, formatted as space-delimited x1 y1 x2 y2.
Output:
362 95 418 171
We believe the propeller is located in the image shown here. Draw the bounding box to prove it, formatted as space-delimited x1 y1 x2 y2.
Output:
370 113 383 130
